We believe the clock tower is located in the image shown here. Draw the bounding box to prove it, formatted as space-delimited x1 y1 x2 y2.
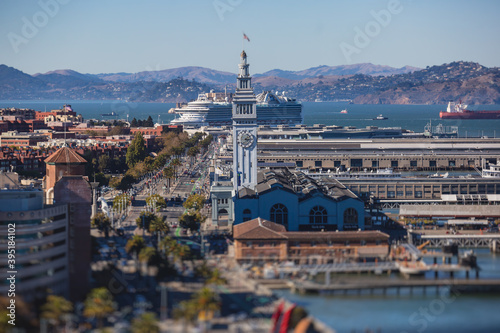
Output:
232 50 257 192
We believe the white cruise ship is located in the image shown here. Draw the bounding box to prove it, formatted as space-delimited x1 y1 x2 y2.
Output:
170 90 302 127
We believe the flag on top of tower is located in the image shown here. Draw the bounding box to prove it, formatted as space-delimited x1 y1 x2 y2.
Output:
243 33 250 42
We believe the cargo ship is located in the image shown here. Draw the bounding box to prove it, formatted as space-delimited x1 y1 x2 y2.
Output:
439 101 500 119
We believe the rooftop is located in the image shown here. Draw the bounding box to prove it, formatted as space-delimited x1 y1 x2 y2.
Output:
238 168 359 201
45 146 87 164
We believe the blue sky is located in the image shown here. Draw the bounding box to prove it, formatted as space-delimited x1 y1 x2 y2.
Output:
1 0 499 75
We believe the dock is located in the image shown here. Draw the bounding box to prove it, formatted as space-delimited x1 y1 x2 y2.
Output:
413 234 500 249
291 279 500 295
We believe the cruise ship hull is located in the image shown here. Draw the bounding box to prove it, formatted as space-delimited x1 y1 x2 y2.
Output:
440 110 500 119
172 98 302 127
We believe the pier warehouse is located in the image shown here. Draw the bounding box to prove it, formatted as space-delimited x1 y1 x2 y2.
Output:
233 218 389 264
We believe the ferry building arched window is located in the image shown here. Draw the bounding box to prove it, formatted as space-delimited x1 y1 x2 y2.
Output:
270 203 288 229
343 208 358 227
309 206 327 224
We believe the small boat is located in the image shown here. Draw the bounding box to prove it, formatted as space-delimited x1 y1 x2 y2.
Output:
340 109 348 114
459 250 478 268
443 241 459 256
101 111 117 117
397 260 429 276
373 114 388 120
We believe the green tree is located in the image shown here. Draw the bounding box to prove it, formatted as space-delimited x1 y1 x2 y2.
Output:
139 246 160 267
146 194 166 211
118 174 136 191
97 155 110 173
145 115 154 127
179 211 206 232
91 212 111 230
126 235 146 256
41 295 73 330
113 194 131 212
149 215 168 235
136 211 157 231
152 153 168 170
144 156 155 172
187 146 200 163
163 166 175 188
131 312 159 333
160 236 190 262
126 132 147 168
170 158 182 178
83 288 115 328
108 125 126 136
108 176 122 189
130 117 138 127
206 268 227 286
194 287 220 314
173 300 198 326
183 194 206 211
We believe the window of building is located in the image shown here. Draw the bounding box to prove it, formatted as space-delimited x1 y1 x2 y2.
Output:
315 160 322 167
242 208 252 222
410 160 418 167
296 161 303 168
343 208 358 227
391 160 398 168
429 160 437 167
218 209 228 221
309 205 328 224
372 160 379 168
334 161 341 167
351 159 363 168
449 160 456 167
270 203 288 229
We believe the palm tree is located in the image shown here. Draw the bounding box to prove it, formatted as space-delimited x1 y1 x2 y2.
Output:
192 287 220 321
126 235 146 257
170 158 182 179
159 237 190 262
149 215 169 245
40 295 73 330
163 166 175 190
173 299 198 331
91 212 111 230
139 246 159 268
206 268 227 286
131 312 160 333
83 288 115 329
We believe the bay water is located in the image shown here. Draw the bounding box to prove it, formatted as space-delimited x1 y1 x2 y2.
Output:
1 100 500 138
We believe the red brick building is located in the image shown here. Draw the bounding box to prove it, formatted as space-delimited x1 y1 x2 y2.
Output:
233 218 390 264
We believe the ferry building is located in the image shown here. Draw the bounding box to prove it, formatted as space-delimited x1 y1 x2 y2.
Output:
211 51 365 231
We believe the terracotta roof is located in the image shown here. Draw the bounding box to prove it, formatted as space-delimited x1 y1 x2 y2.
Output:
234 218 390 241
44 146 87 164
233 217 287 240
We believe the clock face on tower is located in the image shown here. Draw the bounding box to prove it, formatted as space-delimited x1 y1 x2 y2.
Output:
238 131 254 148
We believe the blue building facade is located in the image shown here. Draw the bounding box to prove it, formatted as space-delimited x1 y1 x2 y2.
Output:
233 169 365 231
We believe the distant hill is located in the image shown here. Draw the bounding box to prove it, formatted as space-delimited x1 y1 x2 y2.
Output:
0 61 498 104
93 66 236 85
0 65 46 88
34 69 104 88
255 63 420 79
